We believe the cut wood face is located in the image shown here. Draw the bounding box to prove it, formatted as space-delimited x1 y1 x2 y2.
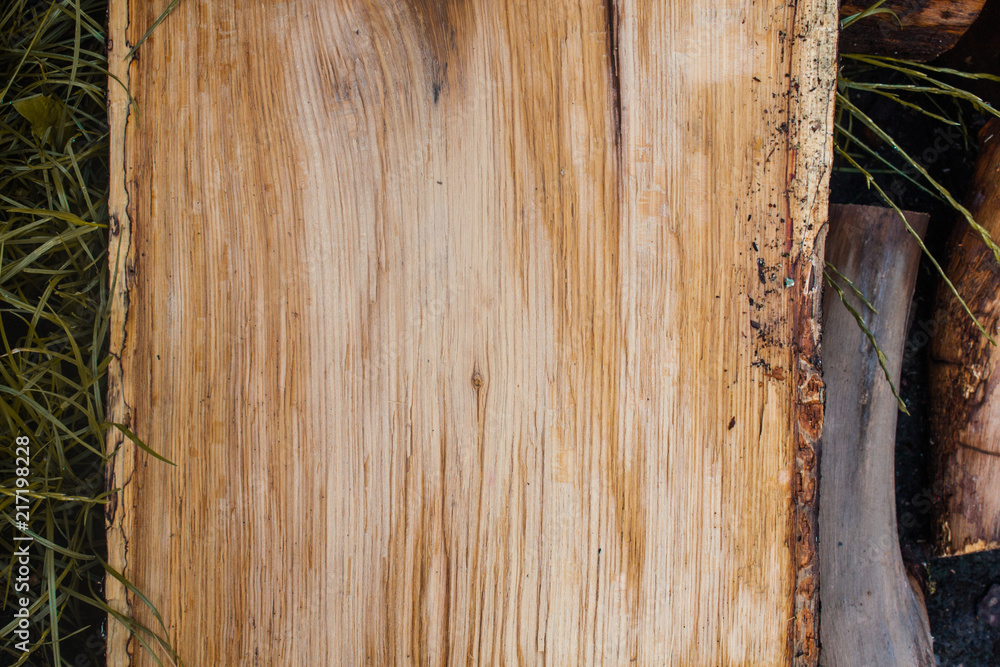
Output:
106 1 836 665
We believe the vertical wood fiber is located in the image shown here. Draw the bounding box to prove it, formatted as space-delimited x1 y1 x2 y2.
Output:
106 1 836 664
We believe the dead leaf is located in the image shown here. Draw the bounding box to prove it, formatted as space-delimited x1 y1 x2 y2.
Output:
13 94 69 146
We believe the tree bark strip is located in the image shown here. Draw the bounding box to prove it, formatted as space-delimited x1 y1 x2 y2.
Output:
820 204 934 667
105 1 837 664
931 119 1000 557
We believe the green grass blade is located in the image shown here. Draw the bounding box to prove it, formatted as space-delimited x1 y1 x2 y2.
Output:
824 269 908 413
124 0 181 60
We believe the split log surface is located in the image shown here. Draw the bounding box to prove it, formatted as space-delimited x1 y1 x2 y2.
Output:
839 0 987 61
820 204 934 667
931 119 1000 556
105 0 837 664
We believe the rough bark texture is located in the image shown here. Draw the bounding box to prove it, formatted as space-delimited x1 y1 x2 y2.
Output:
839 0 986 61
931 119 1000 557
820 204 934 667
105 1 837 664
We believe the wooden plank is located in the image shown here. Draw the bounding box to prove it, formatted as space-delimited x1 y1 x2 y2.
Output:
820 204 934 667
105 0 836 664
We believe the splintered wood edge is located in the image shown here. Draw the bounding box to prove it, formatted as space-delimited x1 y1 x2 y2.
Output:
785 0 838 662
106 0 139 663
103 1 839 664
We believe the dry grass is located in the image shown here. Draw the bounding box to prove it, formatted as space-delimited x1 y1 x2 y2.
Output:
1 1 175 664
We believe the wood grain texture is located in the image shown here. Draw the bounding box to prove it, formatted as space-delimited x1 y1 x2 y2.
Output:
931 119 1000 557
819 204 934 667
839 0 987 61
105 0 836 664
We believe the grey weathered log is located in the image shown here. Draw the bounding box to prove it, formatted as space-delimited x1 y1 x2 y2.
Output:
820 204 934 667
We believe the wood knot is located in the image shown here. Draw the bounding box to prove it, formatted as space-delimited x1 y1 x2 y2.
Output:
471 370 484 390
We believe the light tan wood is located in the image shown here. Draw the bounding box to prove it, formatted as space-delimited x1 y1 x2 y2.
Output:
819 204 934 667
839 0 987 61
106 0 837 664
931 119 1000 557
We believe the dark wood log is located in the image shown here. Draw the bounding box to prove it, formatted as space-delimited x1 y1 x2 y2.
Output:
931 119 1000 556
821 204 934 666
938 0 1000 110
840 0 987 61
